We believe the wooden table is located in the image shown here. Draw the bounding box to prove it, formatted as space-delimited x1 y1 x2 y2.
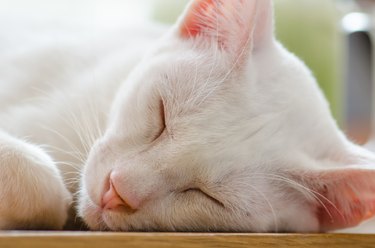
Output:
1 232 375 248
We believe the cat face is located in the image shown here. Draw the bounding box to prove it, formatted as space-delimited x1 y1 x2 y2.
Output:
78 0 375 232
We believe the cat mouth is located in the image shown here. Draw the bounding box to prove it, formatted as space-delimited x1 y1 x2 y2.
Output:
81 206 110 231
100 210 131 231
85 200 131 231
100 212 115 230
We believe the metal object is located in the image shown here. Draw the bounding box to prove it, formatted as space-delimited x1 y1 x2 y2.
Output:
340 0 374 143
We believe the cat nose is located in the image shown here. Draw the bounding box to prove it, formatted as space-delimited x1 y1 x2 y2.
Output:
102 181 126 210
101 180 128 210
101 174 141 211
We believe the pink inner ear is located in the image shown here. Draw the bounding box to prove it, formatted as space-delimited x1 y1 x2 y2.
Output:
180 0 216 38
305 169 375 231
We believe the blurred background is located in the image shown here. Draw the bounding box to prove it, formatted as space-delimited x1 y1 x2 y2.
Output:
0 0 372 144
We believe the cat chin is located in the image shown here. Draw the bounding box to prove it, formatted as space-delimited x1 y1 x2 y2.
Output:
78 189 133 231
77 189 106 231
79 201 131 231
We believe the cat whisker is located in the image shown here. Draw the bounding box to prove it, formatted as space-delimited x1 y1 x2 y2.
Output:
38 125 86 160
248 184 278 232
64 108 93 155
40 143 86 166
250 173 344 223
56 161 83 172
30 86 100 159
63 172 82 179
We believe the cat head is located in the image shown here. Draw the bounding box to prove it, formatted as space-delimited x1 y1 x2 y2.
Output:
78 0 375 232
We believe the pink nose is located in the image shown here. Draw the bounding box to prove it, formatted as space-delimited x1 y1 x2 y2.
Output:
101 181 127 210
101 176 142 211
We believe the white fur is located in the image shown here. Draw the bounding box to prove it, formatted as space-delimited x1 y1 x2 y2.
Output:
0 131 71 229
1 0 375 232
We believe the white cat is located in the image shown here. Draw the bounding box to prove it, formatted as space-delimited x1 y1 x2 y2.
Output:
1 0 375 232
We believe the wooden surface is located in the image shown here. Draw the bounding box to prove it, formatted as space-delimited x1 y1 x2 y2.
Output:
1 232 375 248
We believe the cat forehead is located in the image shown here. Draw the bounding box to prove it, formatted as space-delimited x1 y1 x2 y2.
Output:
149 44 229 78
129 48 235 104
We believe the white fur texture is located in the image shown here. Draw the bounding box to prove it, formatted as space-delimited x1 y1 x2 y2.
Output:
0 131 71 229
1 0 375 232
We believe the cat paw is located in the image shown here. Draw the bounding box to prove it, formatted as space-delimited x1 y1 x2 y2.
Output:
0 133 72 230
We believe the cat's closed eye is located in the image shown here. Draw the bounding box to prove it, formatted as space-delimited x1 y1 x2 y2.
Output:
151 99 166 142
181 188 225 208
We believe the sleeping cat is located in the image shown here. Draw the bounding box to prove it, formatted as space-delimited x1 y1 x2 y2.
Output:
1 0 375 232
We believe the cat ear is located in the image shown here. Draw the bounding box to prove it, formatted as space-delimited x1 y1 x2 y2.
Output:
295 168 375 231
177 0 274 58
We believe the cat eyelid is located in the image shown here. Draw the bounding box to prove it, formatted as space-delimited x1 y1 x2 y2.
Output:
160 99 166 129
182 188 225 208
152 99 166 142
